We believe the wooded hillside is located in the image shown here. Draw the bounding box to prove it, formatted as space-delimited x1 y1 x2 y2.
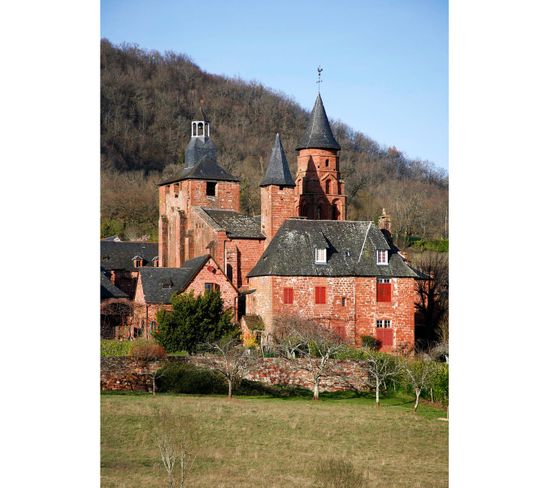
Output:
101 39 448 244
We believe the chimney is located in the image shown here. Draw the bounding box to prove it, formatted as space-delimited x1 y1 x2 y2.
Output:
378 208 392 234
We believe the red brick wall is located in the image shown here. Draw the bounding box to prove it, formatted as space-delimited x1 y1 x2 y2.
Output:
295 148 347 220
248 275 416 351
260 185 297 245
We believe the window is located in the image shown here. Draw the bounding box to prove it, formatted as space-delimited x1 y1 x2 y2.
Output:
325 159 329 167
174 183 179 197
152 257 159 267
315 286 326 304
376 319 392 328
376 250 389 265
205 282 220 293
341 297 346 306
206 181 216 197
192 122 197 136
325 180 330 194
315 248 327 264
283 287 294 304
315 207 322 220
376 278 391 302
198 122 204 136
132 256 143 267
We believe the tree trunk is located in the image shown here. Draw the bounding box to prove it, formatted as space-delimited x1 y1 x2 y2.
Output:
414 388 421 412
313 380 320 400
152 375 156 396
228 379 232 400
375 379 380 407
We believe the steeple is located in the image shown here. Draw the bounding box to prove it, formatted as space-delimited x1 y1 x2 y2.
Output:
260 133 295 188
296 94 341 151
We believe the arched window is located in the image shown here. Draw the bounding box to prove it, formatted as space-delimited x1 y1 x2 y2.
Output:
332 204 339 220
198 122 204 136
325 180 330 194
192 122 197 136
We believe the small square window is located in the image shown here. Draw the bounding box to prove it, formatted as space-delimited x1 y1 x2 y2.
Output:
315 248 327 264
376 250 388 265
206 182 216 197
376 319 392 328
205 282 220 293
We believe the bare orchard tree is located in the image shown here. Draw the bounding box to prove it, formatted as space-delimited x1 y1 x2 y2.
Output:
272 316 346 401
402 356 436 412
153 409 196 488
202 337 257 399
364 351 401 408
414 251 449 341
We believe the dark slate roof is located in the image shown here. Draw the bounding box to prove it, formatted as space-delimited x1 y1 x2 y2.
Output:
183 137 217 169
100 241 158 271
260 133 296 187
159 155 240 185
296 94 341 151
101 273 128 300
198 208 265 239
138 255 210 304
248 219 420 278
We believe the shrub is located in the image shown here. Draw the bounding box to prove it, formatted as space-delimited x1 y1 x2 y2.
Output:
313 458 369 487
154 290 237 353
130 341 167 360
412 239 449 252
234 379 311 398
361 335 380 350
156 363 227 394
100 339 132 357
335 346 367 360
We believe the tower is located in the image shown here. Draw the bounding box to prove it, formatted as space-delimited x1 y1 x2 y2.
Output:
158 105 240 267
295 94 347 220
260 133 296 245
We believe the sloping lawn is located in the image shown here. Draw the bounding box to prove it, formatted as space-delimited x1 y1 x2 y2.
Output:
101 393 447 487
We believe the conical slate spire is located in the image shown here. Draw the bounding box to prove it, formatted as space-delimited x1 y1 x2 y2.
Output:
260 133 295 187
296 94 341 151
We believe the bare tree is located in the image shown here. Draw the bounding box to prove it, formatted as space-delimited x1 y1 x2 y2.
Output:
364 351 401 408
402 357 435 412
272 316 346 401
202 337 256 399
153 409 196 488
414 251 449 343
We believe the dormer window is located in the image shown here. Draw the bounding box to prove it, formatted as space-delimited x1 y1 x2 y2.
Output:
132 256 143 267
161 280 173 289
315 248 327 264
376 250 389 265
152 256 159 268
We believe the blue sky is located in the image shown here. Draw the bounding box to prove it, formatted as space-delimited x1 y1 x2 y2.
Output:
101 0 448 170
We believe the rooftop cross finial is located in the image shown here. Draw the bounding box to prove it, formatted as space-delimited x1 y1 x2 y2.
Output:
316 66 323 93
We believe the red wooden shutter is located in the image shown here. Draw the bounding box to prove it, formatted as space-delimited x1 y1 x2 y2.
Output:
315 286 326 304
377 283 391 302
283 288 294 304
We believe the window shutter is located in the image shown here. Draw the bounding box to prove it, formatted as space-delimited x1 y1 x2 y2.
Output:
315 286 326 304
377 282 392 302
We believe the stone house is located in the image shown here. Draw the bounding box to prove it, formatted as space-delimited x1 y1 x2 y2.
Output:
133 255 239 339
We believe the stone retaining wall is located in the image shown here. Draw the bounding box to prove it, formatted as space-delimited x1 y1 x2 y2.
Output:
101 356 369 393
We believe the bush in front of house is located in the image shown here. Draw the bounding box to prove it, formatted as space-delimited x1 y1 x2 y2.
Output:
156 362 227 394
154 290 238 353
130 340 167 360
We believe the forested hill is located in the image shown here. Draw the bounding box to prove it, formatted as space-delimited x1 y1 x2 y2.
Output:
101 39 448 244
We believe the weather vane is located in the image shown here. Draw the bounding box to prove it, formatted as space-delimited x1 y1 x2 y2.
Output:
316 66 323 93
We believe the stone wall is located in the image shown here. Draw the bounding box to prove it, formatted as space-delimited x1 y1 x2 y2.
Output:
101 356 369 393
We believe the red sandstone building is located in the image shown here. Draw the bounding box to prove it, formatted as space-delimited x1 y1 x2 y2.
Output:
146 93 421 351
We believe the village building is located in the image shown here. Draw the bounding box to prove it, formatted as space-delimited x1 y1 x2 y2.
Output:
100 90 422 351
133 255 239 339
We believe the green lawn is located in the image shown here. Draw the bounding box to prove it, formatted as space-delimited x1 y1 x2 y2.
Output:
101 393 448 487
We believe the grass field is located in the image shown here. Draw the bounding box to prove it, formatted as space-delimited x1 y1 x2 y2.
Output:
101 393 448 487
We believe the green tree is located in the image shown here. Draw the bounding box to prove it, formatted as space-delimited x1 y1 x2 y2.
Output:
154 290 236 353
